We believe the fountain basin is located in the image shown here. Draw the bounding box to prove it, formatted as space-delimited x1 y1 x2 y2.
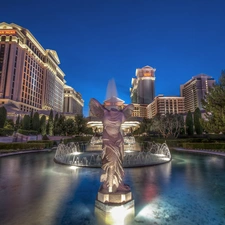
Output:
54 141 172 167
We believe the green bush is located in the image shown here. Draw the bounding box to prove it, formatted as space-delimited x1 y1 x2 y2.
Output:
0 128 14 136
17 129 38 135
0 142 45 152
27 140 54 148
182 143 225 151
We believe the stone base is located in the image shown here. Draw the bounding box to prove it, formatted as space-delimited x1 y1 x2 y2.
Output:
95 199 135 225
97 190 133 204
95 187 135 225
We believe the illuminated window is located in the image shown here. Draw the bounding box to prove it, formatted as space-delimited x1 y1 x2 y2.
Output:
1 36 6 41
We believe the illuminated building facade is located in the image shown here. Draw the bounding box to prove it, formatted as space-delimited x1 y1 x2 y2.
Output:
130 65 156 104
132 104 147 118
0 22 65 116
180 74 215 112
147 95 185 118
63 85 84 116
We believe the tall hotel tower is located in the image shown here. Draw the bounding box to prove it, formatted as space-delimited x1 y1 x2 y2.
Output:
180 74 215 112
0 22 65 114
130 65 156 104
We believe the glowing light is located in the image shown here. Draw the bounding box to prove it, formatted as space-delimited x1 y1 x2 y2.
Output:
110 206 127 225
125 150 133 153
72 152 81 155
69 166 78 170
0 29 16 35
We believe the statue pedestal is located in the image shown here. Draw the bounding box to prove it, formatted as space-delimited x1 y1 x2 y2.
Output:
95 188 135 225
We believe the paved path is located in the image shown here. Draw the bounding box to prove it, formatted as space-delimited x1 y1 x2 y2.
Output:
173 147 225 157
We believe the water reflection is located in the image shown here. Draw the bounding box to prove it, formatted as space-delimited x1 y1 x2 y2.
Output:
0 152 225 225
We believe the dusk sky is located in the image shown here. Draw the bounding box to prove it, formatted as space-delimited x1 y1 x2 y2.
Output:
1 0 225 116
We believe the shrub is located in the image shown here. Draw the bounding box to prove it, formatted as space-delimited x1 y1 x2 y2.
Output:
182 143 225 151
27 140 54 148
0 128 14 136
0 142 45 152
17 129 38 135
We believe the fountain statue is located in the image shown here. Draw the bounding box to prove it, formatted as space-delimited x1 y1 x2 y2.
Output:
89 98 134 193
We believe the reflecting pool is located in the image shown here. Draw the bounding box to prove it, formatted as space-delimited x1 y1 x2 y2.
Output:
0 151 225 225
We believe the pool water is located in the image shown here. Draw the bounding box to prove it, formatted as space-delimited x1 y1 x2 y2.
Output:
0 151 225 225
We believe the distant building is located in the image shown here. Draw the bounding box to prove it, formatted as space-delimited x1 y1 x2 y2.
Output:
0 22 66 119
180 74 215 112
132 103 147 118
63 85 84 116
147 95 185 118
130 65 156 104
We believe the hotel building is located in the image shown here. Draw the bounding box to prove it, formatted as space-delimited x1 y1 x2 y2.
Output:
0 22 66 117
147 95 185 119
130 65 156 104
132 104 147 118
180 74 215 112
63 85 84 116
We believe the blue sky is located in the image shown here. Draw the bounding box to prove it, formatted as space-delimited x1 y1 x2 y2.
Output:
1 0 225 116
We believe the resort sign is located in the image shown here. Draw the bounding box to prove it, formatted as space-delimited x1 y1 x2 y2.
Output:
0 30 16 35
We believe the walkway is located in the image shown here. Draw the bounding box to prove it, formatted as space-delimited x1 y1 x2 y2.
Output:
173 147 225 157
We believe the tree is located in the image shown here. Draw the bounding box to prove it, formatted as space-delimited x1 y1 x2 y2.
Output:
74 115 86 135
152 113 184 138
32 112 40 132
23 115 30 130
53 113 59 135
15 115 20 131
4 119 14 129
186 111 193 135
136 118 153 135
47 109 54 136
40 115 46 135
54 114 65 135
0 106 7 128
29 109 34 130
201 71 225 133
194 108 203 135
63 118 76 136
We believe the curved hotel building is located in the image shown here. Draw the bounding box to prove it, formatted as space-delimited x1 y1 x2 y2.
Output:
130 65 156 104
180 74 215 112
0 22 83 118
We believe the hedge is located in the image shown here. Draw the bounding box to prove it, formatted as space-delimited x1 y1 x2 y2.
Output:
181 143 225 151
0 142 45 152
0 128 14 136
17 129 39 135
27 140 54 148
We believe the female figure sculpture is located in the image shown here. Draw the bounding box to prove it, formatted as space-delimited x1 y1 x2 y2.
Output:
89 98 134 193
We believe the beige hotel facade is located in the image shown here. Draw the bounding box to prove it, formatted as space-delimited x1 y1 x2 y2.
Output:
0 22 83 119
180 74 215 112
147 95 185 118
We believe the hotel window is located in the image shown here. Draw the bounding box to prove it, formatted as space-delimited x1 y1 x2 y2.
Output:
1 36 6 42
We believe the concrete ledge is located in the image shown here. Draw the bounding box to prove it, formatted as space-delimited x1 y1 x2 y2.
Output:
173 147 225 157
95 199 134 212
0 148 54 158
